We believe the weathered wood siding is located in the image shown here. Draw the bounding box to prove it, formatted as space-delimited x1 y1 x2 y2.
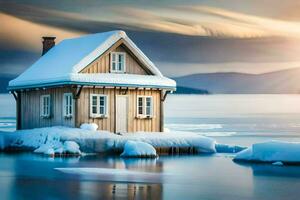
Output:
76 88 161 132
80 44 149 75
19 87 161 132
20 87 75 129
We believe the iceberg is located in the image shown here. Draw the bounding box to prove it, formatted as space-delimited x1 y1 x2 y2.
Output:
234 141 300 163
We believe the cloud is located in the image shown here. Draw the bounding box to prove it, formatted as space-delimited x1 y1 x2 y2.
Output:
157 61 300 77
2 1 300 77
3 1 300 39
0 12 85 52
0 49 41 77
110 5 300 38
183 6 300 38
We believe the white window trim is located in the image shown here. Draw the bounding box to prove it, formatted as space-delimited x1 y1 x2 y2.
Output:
110 52 126 73
136 96 153 118
90 94 109 118
63 93 73 118
40 94 51 118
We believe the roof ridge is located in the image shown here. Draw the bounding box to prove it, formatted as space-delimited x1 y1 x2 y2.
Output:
9 31 166 90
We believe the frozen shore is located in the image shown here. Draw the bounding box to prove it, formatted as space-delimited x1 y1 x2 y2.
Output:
0 126 217 157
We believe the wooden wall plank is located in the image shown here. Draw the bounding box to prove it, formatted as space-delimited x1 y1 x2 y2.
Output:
19 86 162 133
80 43 148 75
19 87 75 129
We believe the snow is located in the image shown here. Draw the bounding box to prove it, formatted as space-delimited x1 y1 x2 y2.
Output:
163 127 170 133
121 132 216 153
80 123 98 131
54 147 64 154
8 30 169 90
0 126 216 155
45 148 55 156
121 141 157 157
63 141 81 154
9 73 175 90
272 161 284 166
34 143 54 154
234 141 300 163
69 73 176 89
33 137 81 156
55 167 168 183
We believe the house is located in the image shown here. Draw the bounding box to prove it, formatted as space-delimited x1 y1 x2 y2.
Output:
8 31 176 133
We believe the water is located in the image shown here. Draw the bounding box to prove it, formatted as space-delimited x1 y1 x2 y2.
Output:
1 153 300 200
1 94 300 199
165 94 300 146
0 94 15 132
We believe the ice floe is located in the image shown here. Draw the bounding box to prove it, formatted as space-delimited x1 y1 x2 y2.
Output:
234 141 300 163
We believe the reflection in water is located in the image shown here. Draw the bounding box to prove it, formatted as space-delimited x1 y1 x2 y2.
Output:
3 153 300 200
235 162 300 200
79 182 162 200
123 158 163 172
9 154 163 200
251 164 300 178
12 177 162 200
235 162 300 178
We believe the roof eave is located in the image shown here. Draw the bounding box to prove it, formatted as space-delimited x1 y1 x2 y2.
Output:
7 81 176 91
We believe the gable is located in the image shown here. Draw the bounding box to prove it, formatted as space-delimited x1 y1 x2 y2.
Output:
80 40 152 75
9 31 168 90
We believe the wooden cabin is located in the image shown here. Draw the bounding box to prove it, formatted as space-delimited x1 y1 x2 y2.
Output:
8 31 176 133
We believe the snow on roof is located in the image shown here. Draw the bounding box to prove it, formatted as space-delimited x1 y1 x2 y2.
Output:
9 73 176 90
8 30 171 90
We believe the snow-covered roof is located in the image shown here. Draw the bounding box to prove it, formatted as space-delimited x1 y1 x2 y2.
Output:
9 30 175 90
8 73 176 90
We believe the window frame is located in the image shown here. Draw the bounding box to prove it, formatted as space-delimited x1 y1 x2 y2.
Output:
136 96 153 118
110 52 126 73
90 94 109 118
63 93 73 118
40 94 51 118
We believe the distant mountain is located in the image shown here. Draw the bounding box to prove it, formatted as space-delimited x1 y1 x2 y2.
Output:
2 67 300 94
174 67 300 94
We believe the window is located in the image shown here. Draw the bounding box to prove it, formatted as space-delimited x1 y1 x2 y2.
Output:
90 94 108 117
40 95 51 117
137 96 153 118
138 97 143 116
63 93 73 117
111 52 126 73
146 97 152 116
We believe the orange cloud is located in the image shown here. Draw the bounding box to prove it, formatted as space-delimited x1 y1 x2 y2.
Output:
95 5 300 38
0 12 85 52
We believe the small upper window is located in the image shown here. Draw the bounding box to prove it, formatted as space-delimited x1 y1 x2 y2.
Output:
63 93 73 118
90 94 108 118
40 95 51 118
111 52 126 73
137 96 153 118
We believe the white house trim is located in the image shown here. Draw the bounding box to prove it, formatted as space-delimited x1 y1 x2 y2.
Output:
90 94 109 118
136 95 153 118
110 52 126 73
72 31 162 76
63 93 73 118
40 94 51 118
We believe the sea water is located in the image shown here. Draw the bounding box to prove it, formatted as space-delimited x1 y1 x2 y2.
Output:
1 94 300 200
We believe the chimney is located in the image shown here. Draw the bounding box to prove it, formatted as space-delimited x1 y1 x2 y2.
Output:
42 36 56 55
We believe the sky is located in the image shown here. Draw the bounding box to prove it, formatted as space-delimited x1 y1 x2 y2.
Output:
1 0 300 78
